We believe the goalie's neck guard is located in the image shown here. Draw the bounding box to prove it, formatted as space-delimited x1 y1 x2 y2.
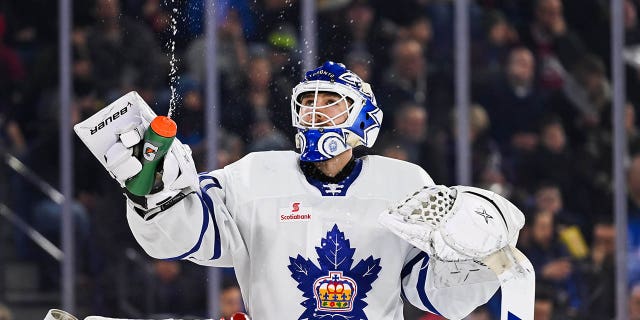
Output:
291 61 383 162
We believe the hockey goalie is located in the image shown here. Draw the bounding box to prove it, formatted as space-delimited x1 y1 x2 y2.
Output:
75 61 534 320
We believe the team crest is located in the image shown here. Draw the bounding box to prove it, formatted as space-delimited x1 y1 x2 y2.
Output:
288 224 382 319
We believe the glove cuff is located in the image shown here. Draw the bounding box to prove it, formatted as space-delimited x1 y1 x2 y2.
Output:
125 187 196 220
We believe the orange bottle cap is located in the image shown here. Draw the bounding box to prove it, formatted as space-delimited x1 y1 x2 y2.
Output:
150 116 177 138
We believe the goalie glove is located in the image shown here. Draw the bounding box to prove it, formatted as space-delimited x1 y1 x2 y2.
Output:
380 186 534 320
379 185 524 262
74 92 199 214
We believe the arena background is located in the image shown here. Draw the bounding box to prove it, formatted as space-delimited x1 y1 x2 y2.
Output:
0 0 637 319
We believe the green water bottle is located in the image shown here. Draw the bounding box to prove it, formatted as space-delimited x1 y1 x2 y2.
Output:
125 116 177 196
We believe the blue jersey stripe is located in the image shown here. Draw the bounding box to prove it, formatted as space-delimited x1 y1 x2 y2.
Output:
202 183 219 193
198 174 213 182
416 257 442 315
200 191 222 260
164 194 210 260
401 251 428 279
508 312 522 320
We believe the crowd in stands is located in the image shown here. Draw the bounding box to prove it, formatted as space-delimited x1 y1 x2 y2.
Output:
2 0 640 319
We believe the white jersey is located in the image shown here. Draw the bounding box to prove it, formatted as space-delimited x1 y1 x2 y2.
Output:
127 151 500 319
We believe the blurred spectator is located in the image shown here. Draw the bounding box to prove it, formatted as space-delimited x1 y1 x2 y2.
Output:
0 12 28 156
625 0 640 109
548 54 611 147
533 184 589 261
0 13 26 102
562 0 609 62
378 102 449 184
472 10 520 83
516 117 569 189
576 102 640 219
217 130 245 168
626 0 640 44
30 197 91 290
476 46 543 155
0 304 12 320
137 0 194 54
534 184 583 228
2 1 58 57
251 0 300 42
523 210 582 315
265 23 300 107
631 283 640 320
186 8 249 90
219 279 244 319
377 38 428 126
26 119 98 291
0 113 27 157
22 87 105 291
345 50 374 83
628 154 640 284
516 116 594 215
400 14 433 53
627 103 640 154
318 0 380 63
172 76 207 169
534 283 555 320
448 103 507 191
466 104 507 192
629 154 640 217
135 260 207 318
520 0 586 92
86 0 164 97
587 101 640 170
581 221 615 319
247 115 292 153
380 144 410 162
223 54 292 142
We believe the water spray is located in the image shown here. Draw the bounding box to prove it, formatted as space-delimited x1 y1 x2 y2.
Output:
126 1 180 196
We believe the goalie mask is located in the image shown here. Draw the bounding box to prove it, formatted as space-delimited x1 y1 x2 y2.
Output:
291 61 383 162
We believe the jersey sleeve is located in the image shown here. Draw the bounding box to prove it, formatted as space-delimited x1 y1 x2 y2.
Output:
401 249 500 319
126 168 244 267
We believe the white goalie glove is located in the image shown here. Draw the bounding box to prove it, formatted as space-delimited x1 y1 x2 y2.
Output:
379 185 523 262
74 92 199 214
379 185 535 320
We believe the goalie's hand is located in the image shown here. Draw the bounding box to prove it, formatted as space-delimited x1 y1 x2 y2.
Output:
379 185 524 262
103 122 146 186
105 123 199 209
75 92 199 212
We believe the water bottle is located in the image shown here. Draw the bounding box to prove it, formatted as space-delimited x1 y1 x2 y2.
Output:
125 116 177 196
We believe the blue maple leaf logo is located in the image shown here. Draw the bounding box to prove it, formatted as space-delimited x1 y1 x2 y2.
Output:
288 224 382 319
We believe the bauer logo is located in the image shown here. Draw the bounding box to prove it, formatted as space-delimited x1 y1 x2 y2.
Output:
280 203 312 222
90 102 130 135
142 142 159 161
